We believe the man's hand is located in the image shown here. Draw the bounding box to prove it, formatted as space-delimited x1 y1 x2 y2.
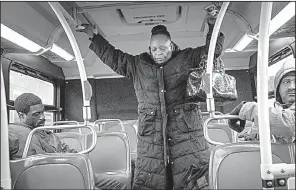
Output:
76 24 95 39
228 101 247 133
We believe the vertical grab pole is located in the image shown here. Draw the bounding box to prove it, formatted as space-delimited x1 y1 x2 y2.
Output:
1 65 11 189
257 2 274 190
206 2 230 117
48 2 92 125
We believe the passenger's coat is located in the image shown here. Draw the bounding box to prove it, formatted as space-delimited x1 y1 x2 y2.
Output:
89 25 224 189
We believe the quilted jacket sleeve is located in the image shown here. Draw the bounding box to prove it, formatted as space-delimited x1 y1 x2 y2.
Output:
89 33 137 79
189 23 225 69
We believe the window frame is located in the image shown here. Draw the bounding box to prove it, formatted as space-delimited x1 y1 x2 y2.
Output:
252 46 293 101
8 62 59 124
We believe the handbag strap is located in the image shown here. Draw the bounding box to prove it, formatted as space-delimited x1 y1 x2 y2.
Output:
214 56 225 73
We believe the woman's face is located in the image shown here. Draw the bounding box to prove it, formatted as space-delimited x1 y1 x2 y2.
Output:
150 34 173 64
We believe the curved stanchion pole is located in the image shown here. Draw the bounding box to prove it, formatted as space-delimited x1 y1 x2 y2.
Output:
48 2 92 126
257 3 295 188
1 63 11 189
205 2 229 118
22 124 97 158
52 120 82 133
257 3 274 189
94 119 125 133
203 114 240 145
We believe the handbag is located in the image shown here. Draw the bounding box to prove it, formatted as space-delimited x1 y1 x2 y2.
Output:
186 56 238 102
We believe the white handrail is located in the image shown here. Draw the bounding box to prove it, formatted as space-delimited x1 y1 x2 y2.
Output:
203 114 240 145
52 120 82 133
22 124 97 158
205 2 229 117
1 61 11 189
257 3 274 188
94 119 125 133
48 2 92 124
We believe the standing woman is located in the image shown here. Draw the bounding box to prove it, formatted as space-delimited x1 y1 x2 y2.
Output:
79 15 224 190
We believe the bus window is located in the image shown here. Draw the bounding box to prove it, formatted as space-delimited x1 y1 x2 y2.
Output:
268 54 294 107
9 70 55 126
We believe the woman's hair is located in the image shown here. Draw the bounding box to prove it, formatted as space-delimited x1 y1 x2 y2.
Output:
151 25 171 39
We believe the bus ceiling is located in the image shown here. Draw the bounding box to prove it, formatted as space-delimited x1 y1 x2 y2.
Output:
1 2 294 79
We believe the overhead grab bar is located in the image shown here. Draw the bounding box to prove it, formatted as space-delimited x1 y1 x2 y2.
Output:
205 2 229 118
49 2 92 125
22 124 97 158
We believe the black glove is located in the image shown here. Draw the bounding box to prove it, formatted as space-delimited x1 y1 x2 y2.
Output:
228 101 247 133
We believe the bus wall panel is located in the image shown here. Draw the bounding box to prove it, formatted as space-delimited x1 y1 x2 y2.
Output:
64 70 252 120
64 79 97 122
95 78 138 120
223 69 254 113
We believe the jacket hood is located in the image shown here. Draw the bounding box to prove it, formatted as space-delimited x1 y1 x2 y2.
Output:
274 59 295 104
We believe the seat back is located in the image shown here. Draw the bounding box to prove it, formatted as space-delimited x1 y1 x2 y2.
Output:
105 123 122 132
55 132 87 152
10 154 95 189
107 123 137 160
207 123 233 151
124 124 137 160
209 142 295 189
208 123 232 142
87 131 131 175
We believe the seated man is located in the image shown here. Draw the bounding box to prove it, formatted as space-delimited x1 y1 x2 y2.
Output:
229 61 295 143
9 93 77 160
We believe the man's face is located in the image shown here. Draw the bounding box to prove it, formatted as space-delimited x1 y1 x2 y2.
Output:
21 104 46 128
279 73 295 105
150 34 173 64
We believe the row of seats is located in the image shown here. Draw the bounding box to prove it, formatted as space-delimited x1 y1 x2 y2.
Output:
209 142 295 189
9 115 260 190
203 114 295 189
10 120 136 189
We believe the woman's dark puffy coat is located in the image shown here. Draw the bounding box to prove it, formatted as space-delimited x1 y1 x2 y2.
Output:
89 24 224 190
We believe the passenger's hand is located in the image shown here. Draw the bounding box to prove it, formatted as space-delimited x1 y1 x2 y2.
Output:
76 24 95 39
228 101 247 133
238 132 259 141
206 14 217 25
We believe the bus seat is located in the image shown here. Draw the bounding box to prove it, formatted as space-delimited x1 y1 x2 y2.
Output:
123 124 137 161
209 142 295 189
105 124 122 132
87 131 131 189
207 123 233 151
10 153 95 189
55 132 87 152
107 124 137 161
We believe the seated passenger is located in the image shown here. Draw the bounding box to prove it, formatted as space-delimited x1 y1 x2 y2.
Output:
229 61 295 143
9 93 77 160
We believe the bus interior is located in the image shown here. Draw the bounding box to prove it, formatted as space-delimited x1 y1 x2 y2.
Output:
1 1 295 189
